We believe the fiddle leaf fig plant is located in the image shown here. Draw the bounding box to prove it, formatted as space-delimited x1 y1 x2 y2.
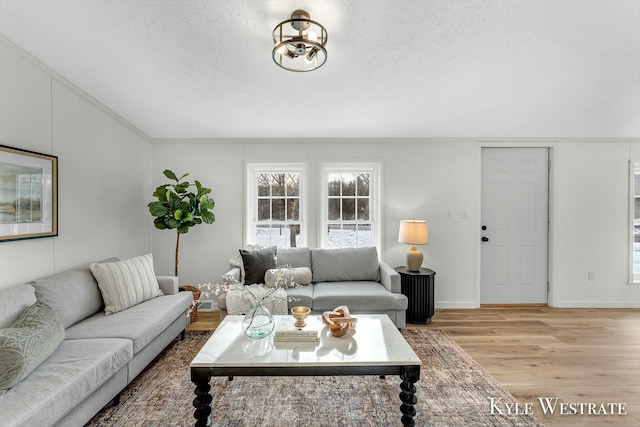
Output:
148 169 215 276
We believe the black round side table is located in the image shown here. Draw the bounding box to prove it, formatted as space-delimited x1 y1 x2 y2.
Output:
395 267 436 324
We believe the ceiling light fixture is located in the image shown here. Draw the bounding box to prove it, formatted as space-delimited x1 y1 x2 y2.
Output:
272 9 328 72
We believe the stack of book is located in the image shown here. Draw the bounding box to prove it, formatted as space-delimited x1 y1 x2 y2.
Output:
274 316 319 343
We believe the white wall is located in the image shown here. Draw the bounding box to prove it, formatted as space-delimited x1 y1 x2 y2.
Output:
551 141 640 307
151 138 640 308
2 36 638 308
0 38 151 289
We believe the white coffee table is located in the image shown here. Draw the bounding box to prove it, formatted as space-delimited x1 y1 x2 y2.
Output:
190 314 422 427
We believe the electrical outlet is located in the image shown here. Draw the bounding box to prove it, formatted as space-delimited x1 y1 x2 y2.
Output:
458 209 467 218
588 271 595 281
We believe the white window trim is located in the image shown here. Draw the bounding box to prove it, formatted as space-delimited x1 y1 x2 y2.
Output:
629 161 640 284
245 163 308 248
319 162 382 252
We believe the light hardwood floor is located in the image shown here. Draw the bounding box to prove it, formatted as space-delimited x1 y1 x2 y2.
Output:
187 307 640 426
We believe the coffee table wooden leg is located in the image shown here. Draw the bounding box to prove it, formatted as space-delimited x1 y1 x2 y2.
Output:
191 367 212 427
399 365 420 427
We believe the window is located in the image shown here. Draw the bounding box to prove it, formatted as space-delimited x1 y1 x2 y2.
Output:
246 164 306 248
630 162 640 283
321 163 380 249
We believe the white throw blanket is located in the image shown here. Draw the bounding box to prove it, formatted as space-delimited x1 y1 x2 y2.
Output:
225 284 288 315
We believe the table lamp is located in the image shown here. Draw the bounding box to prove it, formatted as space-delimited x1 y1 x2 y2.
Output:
398 219 429 272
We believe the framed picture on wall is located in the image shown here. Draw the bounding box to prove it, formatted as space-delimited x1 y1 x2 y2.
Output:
0 145 58 242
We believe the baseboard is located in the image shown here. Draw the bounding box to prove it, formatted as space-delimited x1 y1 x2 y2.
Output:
550 300 640 308
434 301 478 309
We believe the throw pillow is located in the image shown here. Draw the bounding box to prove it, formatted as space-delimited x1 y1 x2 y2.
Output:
0 301 65 392
229 244 261 282
239 247 277 285
265 267 312 288
90 254 163 315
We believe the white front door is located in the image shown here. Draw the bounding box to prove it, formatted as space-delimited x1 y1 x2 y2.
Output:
481 148 549 304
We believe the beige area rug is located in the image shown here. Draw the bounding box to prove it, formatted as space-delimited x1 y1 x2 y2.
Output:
85 329 543 427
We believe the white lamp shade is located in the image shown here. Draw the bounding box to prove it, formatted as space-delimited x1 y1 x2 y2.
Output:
398 220 429 245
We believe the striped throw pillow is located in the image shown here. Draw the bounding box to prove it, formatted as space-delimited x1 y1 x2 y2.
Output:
90 254 163 315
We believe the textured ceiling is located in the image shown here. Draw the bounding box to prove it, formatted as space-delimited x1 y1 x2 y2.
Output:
0 0 638 139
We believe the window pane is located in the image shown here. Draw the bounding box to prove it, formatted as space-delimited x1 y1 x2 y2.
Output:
271 174 285 196
634 167 640 277
342 173 356 196
286 174 299 196
272 198 285 221
328 173 341 196
357 173 370 196
357 223 372 247
257 199 270 221
635 225 640 274
322 164 378 250
342 224 357 247
328 199 340 220
327 224 342 248
255 224 272 247
287 199 299 221
342 198 356 220
357 198 369 220
287 224 300 248
257 174 270 196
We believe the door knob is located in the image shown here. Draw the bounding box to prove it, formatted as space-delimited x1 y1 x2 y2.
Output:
481 237 489 242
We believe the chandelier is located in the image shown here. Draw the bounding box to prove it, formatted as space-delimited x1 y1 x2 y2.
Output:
272 9 328 72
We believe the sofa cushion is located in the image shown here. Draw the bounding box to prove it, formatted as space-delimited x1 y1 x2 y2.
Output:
276 247 311 269
265 267 312 288
65 293 192 353
0 301 65 392
239 247 277 284
0 285 36 329
0 338 132 427
30 268 104 329
311 247 380 282
312 281 408 312
90 254 163 315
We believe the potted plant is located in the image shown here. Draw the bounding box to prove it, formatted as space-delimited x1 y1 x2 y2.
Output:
148 169 215 276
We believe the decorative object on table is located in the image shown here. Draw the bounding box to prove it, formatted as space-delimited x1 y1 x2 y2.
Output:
291 306 310 328
398 219 429 272
274 312 319 343
178 285 201 322
242 300 275 339
196 266 302 339
272 9 328 72
0 145 58 242
148 169 215 276
322 305 357 337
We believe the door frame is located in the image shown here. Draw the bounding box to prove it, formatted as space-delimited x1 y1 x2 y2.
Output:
474 142 556 307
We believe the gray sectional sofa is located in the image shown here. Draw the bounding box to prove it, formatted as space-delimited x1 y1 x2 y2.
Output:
218 247 408 328
0 257 193 427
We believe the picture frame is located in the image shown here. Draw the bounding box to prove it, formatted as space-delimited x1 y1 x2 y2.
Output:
0 145 58 242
